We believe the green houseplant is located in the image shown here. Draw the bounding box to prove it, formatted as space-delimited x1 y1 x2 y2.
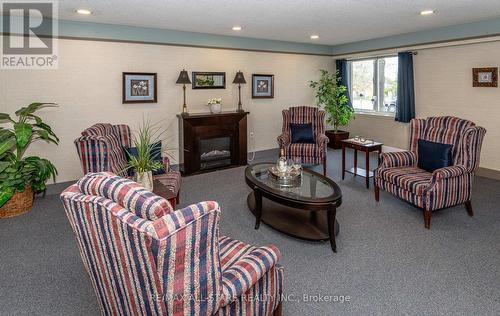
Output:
124 118 164 191
310 69 355 148
0 103 59 217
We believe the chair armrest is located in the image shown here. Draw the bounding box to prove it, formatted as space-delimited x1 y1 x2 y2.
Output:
430 165 468 182
220 245 281 305
379 151 417 168
316 133 329 147
277 133 291 147
425 165 469 194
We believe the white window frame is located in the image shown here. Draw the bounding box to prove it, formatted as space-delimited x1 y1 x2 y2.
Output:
348 55 398 117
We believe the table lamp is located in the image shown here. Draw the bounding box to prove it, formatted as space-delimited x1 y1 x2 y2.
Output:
176 69 191 115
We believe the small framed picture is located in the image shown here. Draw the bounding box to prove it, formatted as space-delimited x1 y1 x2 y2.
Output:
192 72 226 89
122 72 157 103
472 68 498 87
252 74 274 98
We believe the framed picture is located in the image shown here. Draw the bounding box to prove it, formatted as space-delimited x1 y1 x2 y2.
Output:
252 74 274 98
192 72 226 89
472 67 498 87
122 72 157 103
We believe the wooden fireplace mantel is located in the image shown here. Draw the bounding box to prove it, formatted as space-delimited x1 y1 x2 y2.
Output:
177 111 249 175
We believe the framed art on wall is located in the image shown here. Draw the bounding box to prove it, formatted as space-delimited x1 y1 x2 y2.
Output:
192 72 226 89
472 67 498 87
252 74 274 98
122 72 157 103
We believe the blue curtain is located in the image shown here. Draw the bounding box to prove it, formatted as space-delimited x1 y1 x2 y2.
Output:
335 59 352 107
395 52 415 123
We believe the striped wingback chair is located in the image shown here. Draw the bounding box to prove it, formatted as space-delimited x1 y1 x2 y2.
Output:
374 116 486 229
74 123 181 207
60 172 284 316
277 106 329 175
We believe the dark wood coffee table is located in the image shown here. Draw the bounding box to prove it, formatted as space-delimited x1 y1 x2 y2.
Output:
341 138 383 189
245 163 342 252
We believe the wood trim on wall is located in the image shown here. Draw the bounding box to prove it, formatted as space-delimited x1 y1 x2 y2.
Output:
476 167 500 181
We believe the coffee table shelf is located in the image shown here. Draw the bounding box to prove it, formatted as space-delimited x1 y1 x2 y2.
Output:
245 163 342 252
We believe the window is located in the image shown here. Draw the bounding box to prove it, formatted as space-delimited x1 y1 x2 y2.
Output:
349 56 398 115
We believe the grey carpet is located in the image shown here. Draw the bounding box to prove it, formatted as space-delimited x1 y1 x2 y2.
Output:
1 148 499 315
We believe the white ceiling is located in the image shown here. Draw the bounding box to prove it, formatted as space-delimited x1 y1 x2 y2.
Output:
56 0 500 45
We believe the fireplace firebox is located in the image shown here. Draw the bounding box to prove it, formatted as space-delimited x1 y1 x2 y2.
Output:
199 136 232 170
178 111 249 175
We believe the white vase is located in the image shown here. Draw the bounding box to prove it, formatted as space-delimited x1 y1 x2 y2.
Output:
135 171 153 191
209 103 222 113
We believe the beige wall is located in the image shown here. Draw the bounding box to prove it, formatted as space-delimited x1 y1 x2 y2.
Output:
344 40 500 171
0 37 333 183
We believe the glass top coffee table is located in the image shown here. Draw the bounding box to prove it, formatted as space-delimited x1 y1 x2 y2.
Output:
245 163 342 252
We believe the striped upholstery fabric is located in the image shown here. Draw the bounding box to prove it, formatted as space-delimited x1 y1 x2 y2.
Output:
60 174 283 316
277 106 328 164
75 123 131 176
74 123 181 200
375 116 486 212
78 172 173 220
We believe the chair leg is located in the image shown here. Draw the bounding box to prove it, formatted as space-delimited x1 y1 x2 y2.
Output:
374 185 380 202
168 197 176 208
273 302 282 316
424 210 431 229
465 200 473 217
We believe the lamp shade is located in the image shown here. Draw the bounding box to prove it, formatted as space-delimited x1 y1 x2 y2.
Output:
232 71 246 84
176 69 191 84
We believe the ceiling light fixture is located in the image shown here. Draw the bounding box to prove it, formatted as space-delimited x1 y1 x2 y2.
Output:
420 10 435 16
310 35 320 39
232 26 242 31
76 9 92 15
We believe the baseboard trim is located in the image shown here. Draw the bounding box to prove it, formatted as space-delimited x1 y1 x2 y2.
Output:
476 167 500 181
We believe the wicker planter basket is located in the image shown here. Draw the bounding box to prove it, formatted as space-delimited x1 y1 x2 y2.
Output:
0 187 34 218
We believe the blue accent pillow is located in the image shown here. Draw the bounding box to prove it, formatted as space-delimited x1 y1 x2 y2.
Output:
290 123 315 144
123 141 165 176
417 139 453 172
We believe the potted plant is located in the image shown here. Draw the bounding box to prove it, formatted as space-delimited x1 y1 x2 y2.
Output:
125 119 164 191
310 69 355 149
0 103 59 218
207 98 222 114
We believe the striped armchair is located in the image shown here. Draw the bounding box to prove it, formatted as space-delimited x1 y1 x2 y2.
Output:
60 172 284 316
374 116 486 229
74 123 181 206
277 106 329 175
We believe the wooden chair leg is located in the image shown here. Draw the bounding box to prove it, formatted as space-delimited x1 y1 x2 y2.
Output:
374 185 380 202
273 302 282 316
465 200 473 217
168 197 176 209
424 210 431 229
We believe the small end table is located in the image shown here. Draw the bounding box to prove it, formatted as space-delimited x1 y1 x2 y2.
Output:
341 138 383 189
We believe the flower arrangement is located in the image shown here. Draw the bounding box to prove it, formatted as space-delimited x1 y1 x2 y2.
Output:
207 98 222 105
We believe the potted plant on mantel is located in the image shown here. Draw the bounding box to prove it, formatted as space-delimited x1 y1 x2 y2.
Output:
0 103 59 218
124 119 164 191
310 69 355 149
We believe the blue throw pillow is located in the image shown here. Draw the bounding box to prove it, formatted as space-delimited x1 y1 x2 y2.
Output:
417 139 453 172
123 141 165 176
290 123 315 144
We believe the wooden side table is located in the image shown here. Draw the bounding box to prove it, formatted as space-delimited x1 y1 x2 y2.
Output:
341 139 383 189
